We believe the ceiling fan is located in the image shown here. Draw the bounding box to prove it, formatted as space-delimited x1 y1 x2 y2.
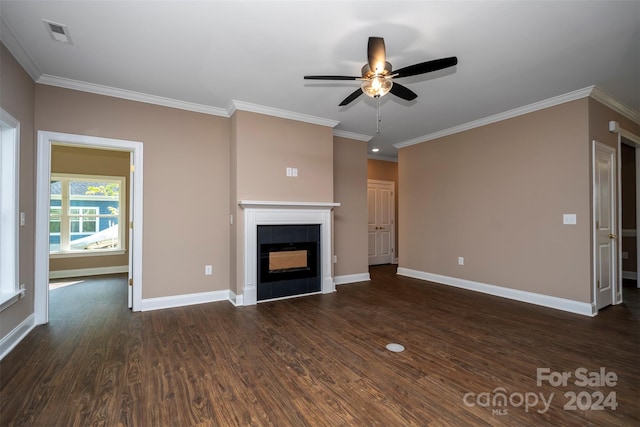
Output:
304 36 458 107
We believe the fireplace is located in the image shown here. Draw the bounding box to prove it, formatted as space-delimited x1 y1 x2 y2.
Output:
257 224 320 300
238 200 340 305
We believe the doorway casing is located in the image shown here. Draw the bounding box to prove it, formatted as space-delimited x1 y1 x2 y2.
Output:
35 131 143 323
606 120 640 312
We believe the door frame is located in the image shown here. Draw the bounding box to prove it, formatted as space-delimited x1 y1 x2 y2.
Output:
35 131 144 324
610 121 640 298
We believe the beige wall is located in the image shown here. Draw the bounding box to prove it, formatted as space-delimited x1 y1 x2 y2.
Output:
35 85 231 299
368 159 398 182
0 43 36 337
50 145 130 272
233 110 334 202
399 99 592 302
334 137 368 277
368 159 399 259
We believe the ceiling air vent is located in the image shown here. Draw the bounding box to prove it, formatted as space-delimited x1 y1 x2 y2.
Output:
43 19 73 45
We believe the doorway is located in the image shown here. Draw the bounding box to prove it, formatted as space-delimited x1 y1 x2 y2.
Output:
367 179 395 265
35 131 143 324
598 121 640 315
616 125 640 313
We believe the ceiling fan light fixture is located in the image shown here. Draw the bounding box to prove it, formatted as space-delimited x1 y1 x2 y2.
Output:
361 76 393 98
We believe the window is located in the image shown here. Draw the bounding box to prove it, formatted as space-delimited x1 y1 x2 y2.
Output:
49 174 125 255
0 108 20 309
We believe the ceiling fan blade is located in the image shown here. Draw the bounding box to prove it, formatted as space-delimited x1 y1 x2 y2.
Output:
339 88 363 106
394 56 458 78
304 75 360 80
367 37 387 74
390 83 417 101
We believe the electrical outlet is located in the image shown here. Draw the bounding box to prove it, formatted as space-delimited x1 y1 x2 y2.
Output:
622 251 629 260
458 257 464 266
205 265 213 275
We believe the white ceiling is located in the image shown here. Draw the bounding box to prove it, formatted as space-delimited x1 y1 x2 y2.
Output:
1 1 639 159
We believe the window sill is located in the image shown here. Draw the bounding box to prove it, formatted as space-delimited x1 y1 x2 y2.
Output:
0 288 25 313
50 249 126 259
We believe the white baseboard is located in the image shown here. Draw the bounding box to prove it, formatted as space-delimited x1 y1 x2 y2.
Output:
49 265 129 279
0 314 36 361
397 267 595 317
140 289 230 311
622 270 637 280
229 290 243 306
334 272 371 285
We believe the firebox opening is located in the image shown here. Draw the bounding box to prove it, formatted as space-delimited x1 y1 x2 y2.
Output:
269 249 308 273
259 241 318 283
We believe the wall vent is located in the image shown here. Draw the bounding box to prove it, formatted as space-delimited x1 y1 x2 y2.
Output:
43 19 73 45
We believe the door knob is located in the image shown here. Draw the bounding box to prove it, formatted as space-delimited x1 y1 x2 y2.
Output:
609 233 617 239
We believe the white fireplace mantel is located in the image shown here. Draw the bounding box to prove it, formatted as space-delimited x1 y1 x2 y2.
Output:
239 200 340 305
239 200 341 209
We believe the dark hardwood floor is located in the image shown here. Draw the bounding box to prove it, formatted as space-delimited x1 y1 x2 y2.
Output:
1 266 638 426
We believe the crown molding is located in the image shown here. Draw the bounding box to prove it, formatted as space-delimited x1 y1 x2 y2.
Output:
227 100 339 128
0 16 42 81
37 74 229 116
333 129 373 141
394 86 598 149
590 86 640 124
367 153 398 162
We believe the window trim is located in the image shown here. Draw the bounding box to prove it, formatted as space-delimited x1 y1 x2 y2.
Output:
0 108 23 311
49 173 126 256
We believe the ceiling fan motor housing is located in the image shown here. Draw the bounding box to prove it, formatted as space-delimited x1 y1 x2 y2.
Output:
361 62 393 79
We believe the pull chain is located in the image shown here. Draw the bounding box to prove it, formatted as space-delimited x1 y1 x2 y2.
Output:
376 95 381 134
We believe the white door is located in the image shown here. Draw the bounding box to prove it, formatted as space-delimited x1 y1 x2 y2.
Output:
593 142 617 310
127 154 134 309
368 180 395 265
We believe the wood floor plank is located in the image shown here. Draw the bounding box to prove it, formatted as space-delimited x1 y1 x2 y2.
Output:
1 267 638 426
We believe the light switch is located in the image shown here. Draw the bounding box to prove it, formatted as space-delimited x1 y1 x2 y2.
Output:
563 214 577 225
20 212 26 226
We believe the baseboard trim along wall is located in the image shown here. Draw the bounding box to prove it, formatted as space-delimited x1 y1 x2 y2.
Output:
140 290 230 311
49 265 129 279
622 271 637 281
397 267 595 317
0 314 36 361
228 290 243 307
334 273 371 285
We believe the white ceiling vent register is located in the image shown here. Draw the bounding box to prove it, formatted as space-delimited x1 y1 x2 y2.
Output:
43 19 73 45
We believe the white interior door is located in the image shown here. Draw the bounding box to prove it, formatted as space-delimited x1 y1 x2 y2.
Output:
368 180 395 265
593 141 617 310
